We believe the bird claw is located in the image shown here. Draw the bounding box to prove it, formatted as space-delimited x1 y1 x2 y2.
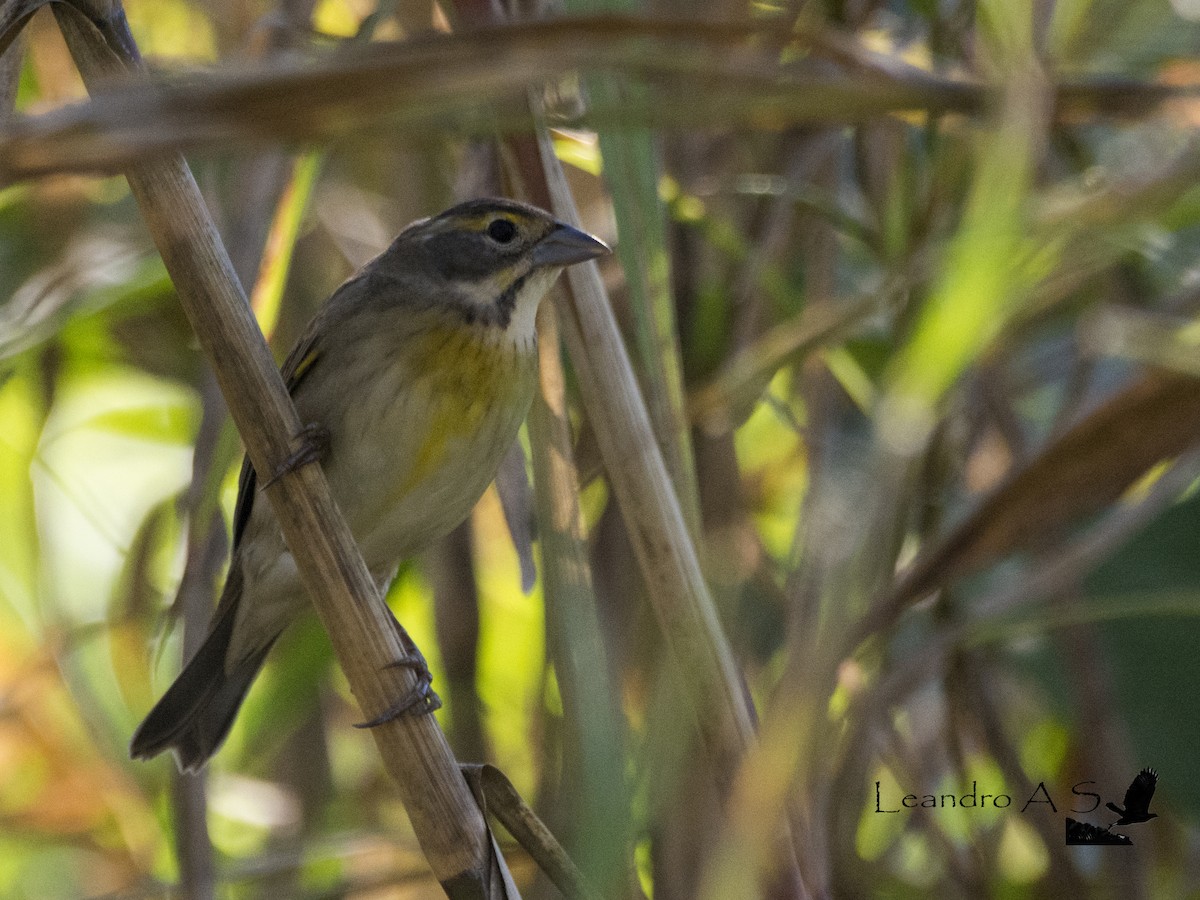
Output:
262 423 331 489
353 653 442 728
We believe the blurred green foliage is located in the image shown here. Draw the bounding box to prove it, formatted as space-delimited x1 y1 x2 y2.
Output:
4 0 1200 897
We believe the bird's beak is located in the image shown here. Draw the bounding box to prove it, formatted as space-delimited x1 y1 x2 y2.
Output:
532 222 610 268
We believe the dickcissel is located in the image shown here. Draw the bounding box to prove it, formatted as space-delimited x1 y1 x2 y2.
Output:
131 198 608 771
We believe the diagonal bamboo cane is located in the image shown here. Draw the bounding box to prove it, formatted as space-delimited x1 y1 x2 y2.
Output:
511 125 808 897
48 2 512 896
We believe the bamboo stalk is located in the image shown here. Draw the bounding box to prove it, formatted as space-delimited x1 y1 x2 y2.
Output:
527 298 632 897
9 13 1198 184
517 127 807 896
576 57 702 538
50 3 507 896
531 126 751 782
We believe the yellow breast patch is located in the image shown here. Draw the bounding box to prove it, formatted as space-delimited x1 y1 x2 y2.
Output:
393 324 530 498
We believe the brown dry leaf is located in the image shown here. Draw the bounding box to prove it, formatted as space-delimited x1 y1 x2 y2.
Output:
865 372 1200 635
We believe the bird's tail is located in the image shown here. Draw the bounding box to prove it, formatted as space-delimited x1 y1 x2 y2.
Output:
130 572 278 772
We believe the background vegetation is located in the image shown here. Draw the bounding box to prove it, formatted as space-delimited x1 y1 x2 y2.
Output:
3 0 1200 897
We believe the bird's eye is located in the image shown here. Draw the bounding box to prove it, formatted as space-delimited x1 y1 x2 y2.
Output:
487 219 518 244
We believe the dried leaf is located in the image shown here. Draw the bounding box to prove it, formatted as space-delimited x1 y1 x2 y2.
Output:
869 372 1200 634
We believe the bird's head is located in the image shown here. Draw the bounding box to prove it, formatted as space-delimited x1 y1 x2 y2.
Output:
393 198 609 339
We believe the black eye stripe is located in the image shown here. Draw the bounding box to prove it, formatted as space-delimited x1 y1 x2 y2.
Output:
487 219 518 243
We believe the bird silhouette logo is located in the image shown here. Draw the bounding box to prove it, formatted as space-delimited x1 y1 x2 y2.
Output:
1107 768 1159 828
1066 768 1159 846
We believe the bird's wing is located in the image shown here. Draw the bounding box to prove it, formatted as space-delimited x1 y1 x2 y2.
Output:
1123 768 1158 815
230 322 326 549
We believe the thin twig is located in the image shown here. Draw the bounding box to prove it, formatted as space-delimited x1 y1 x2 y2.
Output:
4 15 1198 182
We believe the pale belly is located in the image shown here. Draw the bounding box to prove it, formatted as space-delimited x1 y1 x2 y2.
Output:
228 336 536 665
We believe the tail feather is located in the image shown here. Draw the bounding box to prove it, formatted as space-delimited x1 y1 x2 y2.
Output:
131 581 277 772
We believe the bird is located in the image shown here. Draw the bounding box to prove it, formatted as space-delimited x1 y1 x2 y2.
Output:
130 198 608 772
1106 768 1159 827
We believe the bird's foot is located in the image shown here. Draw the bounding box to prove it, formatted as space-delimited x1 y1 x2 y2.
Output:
353 650 442 728
262 423 331 489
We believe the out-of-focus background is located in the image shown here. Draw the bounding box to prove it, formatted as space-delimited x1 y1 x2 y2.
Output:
4 0 1200 897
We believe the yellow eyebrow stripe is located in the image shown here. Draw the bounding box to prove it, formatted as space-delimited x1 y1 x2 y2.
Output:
454 212 517 231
